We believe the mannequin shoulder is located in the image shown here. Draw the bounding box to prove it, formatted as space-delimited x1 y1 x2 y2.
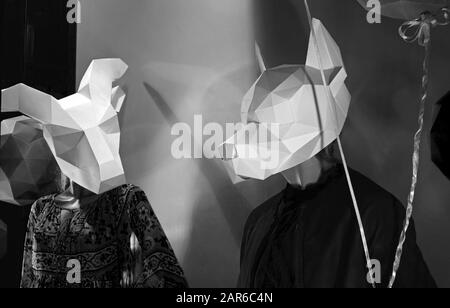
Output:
116 184 148 199
105 184 146 200
112 184 153 212
31 194 57 217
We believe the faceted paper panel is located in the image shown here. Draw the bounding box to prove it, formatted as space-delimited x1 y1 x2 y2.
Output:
0 117 58 205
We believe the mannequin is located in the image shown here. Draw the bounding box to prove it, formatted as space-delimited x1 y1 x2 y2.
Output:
1 59 188 288
229 19 435 287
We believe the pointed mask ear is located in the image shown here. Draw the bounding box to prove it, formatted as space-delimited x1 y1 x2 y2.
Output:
1 84 55 124
1 84 78 128
306 18 344 71
78 58 128 108
255 43 267 73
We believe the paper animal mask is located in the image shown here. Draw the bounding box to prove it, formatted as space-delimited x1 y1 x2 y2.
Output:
220 19 350 180
357 0 448 20
0 116 58 205
1 59 129 194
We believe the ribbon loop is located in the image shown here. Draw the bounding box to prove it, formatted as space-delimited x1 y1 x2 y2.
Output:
399 8 449 46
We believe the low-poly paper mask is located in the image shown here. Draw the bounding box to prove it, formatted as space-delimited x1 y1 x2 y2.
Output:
220 19 350 180
0 116 58 205
1 59 129 194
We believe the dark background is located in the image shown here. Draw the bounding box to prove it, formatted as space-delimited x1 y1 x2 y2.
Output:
0 0 76 288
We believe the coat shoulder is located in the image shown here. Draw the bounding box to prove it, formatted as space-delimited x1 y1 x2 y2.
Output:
346 168 405 228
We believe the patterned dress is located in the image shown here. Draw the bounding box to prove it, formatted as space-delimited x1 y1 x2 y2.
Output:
21 185 188 288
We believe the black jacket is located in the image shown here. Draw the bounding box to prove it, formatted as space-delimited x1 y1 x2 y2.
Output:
238 166 436 288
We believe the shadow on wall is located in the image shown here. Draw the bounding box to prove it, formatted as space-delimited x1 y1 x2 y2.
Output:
255 0 450 287
187 65 288 286
143 79 252 243
143 80 284 286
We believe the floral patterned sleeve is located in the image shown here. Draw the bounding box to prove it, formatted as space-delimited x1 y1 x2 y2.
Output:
20 200 39 288
119 186 188 288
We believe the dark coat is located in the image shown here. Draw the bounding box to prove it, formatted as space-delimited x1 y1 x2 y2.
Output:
238 166 436 288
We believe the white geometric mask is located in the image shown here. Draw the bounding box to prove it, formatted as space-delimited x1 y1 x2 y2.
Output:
1 59 128 194
221 19 350 180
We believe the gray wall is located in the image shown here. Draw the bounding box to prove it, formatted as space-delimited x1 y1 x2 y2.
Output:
78 0 450 287
77 0 284 288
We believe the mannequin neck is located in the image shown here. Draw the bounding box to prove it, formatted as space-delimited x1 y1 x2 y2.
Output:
56 180 97 208
282 157 331 189
68 181 84 198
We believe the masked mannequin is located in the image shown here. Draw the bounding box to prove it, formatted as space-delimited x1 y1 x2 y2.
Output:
2 59 188 288
223 20 436 288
